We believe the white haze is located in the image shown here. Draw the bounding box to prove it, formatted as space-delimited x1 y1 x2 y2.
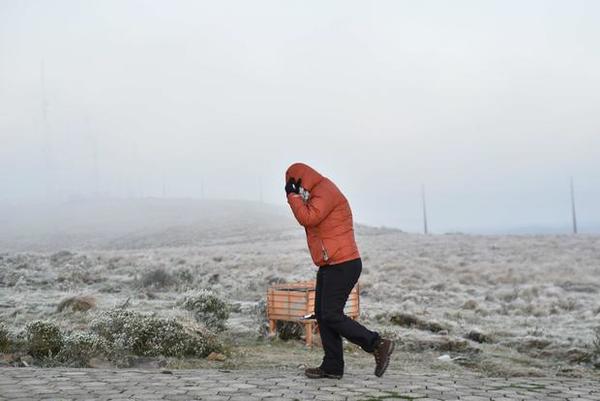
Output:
1 0 599 233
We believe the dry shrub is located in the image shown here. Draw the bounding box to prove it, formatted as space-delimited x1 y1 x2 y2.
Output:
465 329 492 343
252 299 306 341
513 336 552 354
520 286 540 301
594 327 600 353
389 312 448 333
517 303 546 318
558 281 598 294
56 295 96 313
50 250 73 264
499 288 520 303
277 321 303 341
592 327 600 368
58 331 108 367
265 275 286 285
433 337 472 352
563 347 592 364
527 326 545 337
462 300 478 310
0 322 10 352
400 335 475 353
139 267 176 289
90 308 222 359
474 308 490 317
179 290 229 332
390 312 420 326
25 321 63 358
553 297 578 312
467 354 546 377
174 268 194 285
57 268 97 285
253 299 270 336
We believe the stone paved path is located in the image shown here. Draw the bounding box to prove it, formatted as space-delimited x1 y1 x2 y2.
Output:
0 367 598 401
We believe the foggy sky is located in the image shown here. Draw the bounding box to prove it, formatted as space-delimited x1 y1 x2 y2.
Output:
1 0 599 233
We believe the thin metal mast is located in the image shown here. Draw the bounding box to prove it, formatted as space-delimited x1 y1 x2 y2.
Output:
570 177 578 234
41 60 53 198
421 184 429 235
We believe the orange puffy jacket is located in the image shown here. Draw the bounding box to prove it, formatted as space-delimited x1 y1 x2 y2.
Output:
286 163 360 267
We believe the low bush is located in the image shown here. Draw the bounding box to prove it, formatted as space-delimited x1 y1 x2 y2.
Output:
90 308 221 359
252 299 302 340
389 312 448 333
174 268 194 286
56 295 96 313
400 334 474 353
25 321 63 358
465 329 493 343
0 322 10 352
253 299 270 336
179 290 229 332
277 321 303 340
462 300 478 310
58 331 108 367
139 268 176 289
592 326 600 368
593 327 600 351
50 250 73 264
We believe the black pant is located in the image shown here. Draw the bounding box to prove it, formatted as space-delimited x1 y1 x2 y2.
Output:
315 258 379 375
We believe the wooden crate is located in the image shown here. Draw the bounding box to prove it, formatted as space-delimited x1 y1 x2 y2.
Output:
267 280 360 346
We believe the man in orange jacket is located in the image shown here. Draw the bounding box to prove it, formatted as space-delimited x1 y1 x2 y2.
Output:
285 162 394 379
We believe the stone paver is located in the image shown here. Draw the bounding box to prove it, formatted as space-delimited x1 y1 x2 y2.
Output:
0 367 599 401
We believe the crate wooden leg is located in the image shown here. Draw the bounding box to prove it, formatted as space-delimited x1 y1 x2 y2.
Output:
304 321 313 347
268 320 276 337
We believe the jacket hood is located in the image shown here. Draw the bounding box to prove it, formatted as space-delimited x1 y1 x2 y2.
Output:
285 163 323 191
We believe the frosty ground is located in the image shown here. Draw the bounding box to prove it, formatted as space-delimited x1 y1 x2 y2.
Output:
1 199 599 379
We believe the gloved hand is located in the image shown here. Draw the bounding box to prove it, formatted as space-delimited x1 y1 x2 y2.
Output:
285 177 301 195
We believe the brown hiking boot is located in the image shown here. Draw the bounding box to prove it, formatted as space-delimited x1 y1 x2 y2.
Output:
304 367 343 379
373 338 395 377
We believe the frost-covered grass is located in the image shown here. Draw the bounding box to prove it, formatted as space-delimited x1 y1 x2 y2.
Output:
1 226 600 377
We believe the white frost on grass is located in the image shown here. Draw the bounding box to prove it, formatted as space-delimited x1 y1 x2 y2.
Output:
0 200 599 374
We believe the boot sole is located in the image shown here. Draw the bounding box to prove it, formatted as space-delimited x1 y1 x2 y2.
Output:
305 372 343 380
375 341 395 377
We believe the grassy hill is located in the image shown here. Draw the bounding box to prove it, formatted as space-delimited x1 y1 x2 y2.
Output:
0 198 300 251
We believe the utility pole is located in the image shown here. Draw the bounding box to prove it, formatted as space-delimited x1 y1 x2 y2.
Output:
85 114 99 196
40 59 54 199
421 184 429 235
570 177 578 234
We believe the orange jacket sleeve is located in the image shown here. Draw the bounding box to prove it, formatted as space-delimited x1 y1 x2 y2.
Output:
287 192 336 228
